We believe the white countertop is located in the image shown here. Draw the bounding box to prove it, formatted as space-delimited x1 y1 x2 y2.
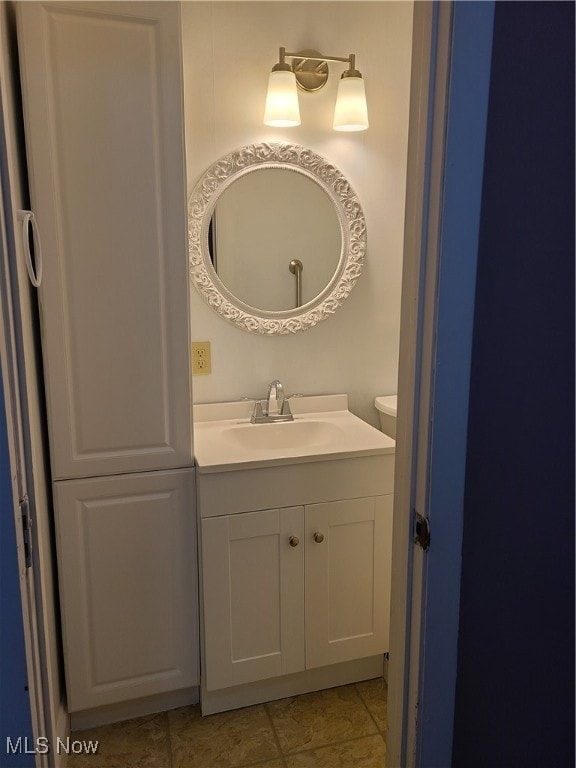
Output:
193 395 395 474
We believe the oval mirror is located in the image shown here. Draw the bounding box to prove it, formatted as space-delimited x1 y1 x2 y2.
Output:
188 143 366 334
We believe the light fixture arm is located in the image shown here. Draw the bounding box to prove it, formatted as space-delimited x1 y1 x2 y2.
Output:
282 49 354 67
265 46 369 131
273 48 363 92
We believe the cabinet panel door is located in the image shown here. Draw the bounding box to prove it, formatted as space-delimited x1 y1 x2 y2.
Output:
202 507 305 691
17 3 192 479
54 469 198 712
305 496 393 669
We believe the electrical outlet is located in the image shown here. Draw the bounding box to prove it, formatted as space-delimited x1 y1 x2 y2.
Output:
192 341 211 375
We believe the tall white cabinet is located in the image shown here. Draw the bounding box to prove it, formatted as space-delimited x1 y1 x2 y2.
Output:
17 0 191 480
16 2 197 716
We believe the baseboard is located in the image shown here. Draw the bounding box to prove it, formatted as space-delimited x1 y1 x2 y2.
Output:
201 655 384 715
68 659 384 727
70 687 199 731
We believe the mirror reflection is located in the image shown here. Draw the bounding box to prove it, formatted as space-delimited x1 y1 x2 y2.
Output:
208 169 342 311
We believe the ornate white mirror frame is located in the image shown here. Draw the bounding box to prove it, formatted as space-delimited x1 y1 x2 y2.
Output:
188 142 366 335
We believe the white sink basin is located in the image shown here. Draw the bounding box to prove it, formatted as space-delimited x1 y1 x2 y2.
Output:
193 394 395 473
221 418 344 451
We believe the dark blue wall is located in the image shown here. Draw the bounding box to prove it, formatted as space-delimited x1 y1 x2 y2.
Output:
0 373 34 767
453 3 575 766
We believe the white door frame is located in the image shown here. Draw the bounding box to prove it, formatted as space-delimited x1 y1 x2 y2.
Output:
388 2 495 766
387 4 448 764
0 138 48 768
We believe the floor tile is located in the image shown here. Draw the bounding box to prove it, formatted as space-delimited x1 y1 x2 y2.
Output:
66 712 171 768
356 677 388 732
266 685 377 755
168 704 280 768
285 734 386 768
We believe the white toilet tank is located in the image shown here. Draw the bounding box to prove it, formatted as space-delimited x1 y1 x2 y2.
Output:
374 395 397 439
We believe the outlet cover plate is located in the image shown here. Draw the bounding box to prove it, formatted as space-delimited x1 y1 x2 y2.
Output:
192 341 211 375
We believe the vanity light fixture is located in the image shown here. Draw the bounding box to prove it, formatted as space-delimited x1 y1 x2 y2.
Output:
264 47 369 132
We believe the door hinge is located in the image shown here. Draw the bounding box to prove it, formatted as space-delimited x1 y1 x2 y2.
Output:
19 494 33 568
414 510 430 551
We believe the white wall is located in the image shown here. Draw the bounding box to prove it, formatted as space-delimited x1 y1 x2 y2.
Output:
182 1 413 426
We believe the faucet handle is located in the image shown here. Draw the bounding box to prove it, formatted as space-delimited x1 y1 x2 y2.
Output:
250 400 265 423
280 393 303 416
240 397 266 421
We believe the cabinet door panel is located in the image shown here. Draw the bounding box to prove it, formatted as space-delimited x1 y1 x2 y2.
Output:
202 507 305 691
54 470 198 711
305 496 392 668
17 2 191 479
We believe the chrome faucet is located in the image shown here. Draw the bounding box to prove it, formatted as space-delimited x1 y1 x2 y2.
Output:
266 379 284 416
250 380 294 423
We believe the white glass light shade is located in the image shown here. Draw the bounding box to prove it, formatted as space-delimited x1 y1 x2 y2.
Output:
264 69 301 127
333 76 369 132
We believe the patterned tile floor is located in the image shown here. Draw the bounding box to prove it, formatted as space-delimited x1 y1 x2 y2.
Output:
68 678 387 768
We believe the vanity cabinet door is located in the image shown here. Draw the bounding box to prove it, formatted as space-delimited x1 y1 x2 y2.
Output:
54 469 198 712
16 2 192 479
201 507 305 691
305 495 393 669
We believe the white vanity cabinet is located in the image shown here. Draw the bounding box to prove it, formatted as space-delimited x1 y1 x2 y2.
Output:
201 495 392 693
54 469 198 713
194 397 396 707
